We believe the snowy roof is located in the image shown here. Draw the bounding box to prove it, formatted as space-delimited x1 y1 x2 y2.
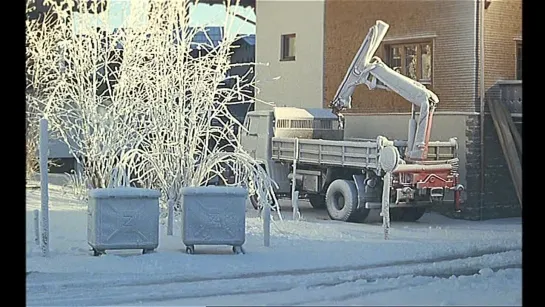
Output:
241 34 255 46
274 107 338 120
188 26 224 50
233 34 255 47
95 27 225 51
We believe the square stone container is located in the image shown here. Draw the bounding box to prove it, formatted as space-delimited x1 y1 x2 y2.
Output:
87 187 161 256
181 186 247 254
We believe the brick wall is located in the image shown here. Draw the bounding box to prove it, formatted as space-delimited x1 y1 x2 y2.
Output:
324 0 477 113
482 0 522 93
446 1 523 220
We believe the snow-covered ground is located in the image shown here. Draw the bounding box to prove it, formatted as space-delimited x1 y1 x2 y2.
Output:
26 180 522 306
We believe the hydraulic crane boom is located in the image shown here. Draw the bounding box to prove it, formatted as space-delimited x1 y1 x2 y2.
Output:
329 20 439 161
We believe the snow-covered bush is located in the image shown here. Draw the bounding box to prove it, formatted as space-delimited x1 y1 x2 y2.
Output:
26 0 142 189
25 0 280 217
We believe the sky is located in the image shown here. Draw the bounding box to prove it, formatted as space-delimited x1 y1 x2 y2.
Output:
73 0 256 36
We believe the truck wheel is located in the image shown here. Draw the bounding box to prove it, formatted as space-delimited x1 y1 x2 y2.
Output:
308 194 326 209
349 207 371 223
325 179 358 222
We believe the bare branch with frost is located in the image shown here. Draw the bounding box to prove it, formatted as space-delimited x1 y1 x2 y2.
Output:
25 0 281 219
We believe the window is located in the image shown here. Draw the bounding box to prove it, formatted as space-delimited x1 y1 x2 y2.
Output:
516 42 522 80
291 120 312 129
281 34 296 61
384 41 433 84
276 119 289 128
314 120 333 130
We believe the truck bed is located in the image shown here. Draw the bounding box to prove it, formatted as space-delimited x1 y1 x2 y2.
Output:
271 137 458 169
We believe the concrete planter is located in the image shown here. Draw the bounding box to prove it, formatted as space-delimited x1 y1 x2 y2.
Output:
181 186 247 254
87 187 161 256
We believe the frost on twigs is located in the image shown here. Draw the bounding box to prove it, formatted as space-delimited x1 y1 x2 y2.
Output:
26 0 140 190
25 0 280 218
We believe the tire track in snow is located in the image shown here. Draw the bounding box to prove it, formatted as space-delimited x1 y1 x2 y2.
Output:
289 264 521 306
27 245 520 291
144 257 521 307
26 249 521 306
149 263 521 307
305 263 521 289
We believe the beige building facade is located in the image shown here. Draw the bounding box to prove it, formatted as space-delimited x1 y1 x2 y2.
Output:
255 0 325 109
255 0 522 219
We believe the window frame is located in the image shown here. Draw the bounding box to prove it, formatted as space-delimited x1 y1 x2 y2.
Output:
280 33 296 62
515 40 522 80
383 40 434 85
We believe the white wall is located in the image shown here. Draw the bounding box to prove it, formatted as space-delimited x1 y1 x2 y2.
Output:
255 0 325 110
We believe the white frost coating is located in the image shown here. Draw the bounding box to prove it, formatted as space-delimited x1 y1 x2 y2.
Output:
292 191 301 221
39 118 50 257
89 187 161 199
25 0 280 230
108 166 129 189
263 201 271 247
26 7 143 191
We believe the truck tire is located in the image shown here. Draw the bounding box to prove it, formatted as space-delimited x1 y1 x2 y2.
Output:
325 179 358 222
308 194 326 209
349 207 371 223
390 207 427 222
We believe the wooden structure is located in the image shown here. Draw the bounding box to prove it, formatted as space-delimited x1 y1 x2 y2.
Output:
488 99 522 207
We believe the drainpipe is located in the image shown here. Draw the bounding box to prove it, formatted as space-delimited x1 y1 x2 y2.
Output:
479 0 486 220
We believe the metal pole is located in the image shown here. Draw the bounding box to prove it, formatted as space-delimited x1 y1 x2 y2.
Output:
167 198 174 236
381 172 391 240
263 196 270 247
291 139 300 220
292 190 300 220
479 0 486 220
33 209 40 246
39 118 50 257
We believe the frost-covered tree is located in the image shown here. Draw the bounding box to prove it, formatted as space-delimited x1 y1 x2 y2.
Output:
26 0 142 189
26 0 280 217
117 0 280 215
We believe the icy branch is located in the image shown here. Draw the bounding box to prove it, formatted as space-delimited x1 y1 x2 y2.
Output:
26 0 280 223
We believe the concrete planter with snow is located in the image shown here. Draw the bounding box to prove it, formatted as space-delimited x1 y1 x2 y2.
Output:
87 187 161 256
181 186 247 254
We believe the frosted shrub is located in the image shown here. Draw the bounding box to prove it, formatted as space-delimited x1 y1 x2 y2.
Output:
63 170 89 201
25 0 280 219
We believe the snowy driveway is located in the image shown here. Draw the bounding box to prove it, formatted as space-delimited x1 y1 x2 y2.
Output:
26 186 522 306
